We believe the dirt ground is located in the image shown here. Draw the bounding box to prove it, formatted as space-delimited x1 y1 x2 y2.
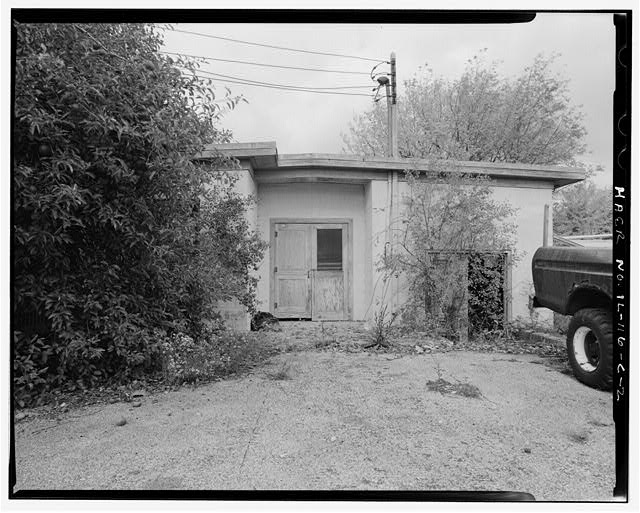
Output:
13 322 616 500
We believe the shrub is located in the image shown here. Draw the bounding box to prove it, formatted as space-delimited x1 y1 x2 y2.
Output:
161 330 279 385
162 332 211 384
384 165 518 340
12 22 266 405
13 332 52 407
467 252 507 336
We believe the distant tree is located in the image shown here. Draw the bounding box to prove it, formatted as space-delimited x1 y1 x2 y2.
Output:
13 22 265 405
553 179 612 236
343 52 587 166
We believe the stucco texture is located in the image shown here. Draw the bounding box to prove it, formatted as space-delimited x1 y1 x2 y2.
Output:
243 178 556 325
222 155 567 327
391 180 554 322
256 182 368 318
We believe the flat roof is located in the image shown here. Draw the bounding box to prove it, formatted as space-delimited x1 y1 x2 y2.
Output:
198 141 278 169
202 143 585 188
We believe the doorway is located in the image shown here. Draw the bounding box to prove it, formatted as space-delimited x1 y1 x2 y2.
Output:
271 220 351 320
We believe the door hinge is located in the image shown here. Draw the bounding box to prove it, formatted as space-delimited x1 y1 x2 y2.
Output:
274 231 278 238
274 302 278 309
274 266 278 273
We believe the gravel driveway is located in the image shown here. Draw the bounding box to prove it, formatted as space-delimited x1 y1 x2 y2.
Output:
13 345 615 500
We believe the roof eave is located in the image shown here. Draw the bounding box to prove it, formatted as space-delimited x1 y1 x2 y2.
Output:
272 153 586 188
196 141 279 169
195 145 586 188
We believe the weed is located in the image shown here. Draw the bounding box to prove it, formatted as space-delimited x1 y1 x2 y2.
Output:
315 322 337 349
425 362 482 398
269 370 291 381
266 362 292 381
425 378 482 398
285 342 297 353
567 431 590 444
314 338 332 349
366 305 398 349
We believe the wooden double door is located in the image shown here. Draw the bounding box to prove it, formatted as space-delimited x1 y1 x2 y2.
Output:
272 221 350 320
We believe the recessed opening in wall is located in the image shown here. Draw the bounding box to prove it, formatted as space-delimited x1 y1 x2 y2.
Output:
468 252 508 334
317 228 343 271
413 251 509 339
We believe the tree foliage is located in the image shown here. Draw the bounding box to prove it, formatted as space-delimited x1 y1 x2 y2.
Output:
553 179 612 236
343 52 586 165
13 23 266 405
385 163 518 339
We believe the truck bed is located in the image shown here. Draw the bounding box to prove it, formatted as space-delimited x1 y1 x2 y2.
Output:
532 247 612 315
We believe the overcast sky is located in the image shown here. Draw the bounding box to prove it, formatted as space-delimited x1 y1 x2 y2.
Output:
160 14 615 185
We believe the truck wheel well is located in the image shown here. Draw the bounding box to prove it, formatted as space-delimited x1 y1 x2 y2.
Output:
567 287 611 315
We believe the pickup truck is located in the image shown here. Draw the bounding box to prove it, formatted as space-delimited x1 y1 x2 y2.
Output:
532 246 612 389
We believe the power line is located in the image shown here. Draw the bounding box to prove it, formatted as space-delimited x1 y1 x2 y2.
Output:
161 51 370 76
192 74 373 97
194 75 373 97
171 28 383 63
192 69 373 90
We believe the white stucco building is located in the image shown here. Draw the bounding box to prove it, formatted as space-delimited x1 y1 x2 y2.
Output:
204 142 585 330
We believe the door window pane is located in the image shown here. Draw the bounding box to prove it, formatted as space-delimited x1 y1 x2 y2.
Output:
317 229 342 270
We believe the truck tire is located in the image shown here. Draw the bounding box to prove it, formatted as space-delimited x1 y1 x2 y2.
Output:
566 308 612 390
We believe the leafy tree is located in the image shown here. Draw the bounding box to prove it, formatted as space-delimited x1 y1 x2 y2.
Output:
384 162 518 339
13 22 265 405
349 52 588 338
553 179 612 236
343 52 586 165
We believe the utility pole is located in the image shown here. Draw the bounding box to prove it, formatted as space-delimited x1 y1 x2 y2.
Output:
390 52 398 158
385 52 399 312
383 52 398 158
376 53 400 312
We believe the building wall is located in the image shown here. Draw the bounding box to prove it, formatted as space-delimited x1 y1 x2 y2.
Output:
230 170 554 328
208 147 572 331
255 182 367 319
390 179 554 324
364 182 373 317
366 179 392 320
229 166 258 229
491 184 553 323
216 166 257 331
